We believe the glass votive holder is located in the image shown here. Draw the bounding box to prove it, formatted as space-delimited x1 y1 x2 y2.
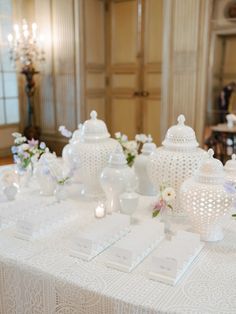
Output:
94 203 106 219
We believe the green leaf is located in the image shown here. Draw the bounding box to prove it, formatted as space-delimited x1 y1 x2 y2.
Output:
232 214 236 218
152 210 160 218
167 204 173 210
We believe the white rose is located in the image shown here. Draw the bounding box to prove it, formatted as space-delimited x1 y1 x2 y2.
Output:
123 140 138 155
162 187 176 202
121 134 128 142
21 143 30 151
115 132 121 139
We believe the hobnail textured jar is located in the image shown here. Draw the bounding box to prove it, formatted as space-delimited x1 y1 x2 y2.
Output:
134 142 157 196
62 124 83 182
224 154 236 183
73 110 120 199
180 149 232 242
34 151 58 196
147 115 206 213
100 148 136 214
224 154 236 212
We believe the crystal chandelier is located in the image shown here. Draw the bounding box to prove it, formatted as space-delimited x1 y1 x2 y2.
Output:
7 19 45 139
8 19 45 66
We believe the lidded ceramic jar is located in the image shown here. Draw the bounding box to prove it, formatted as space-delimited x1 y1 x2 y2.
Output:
100 147 137 214
134 142 157 196
62 123 83 179
73 110 120 199
224 154 236 183
147 114 206 213
224 154 236 211
34 150 58 196
180 149 232 242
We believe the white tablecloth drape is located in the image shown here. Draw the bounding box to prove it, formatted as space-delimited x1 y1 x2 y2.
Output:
0 176 236 314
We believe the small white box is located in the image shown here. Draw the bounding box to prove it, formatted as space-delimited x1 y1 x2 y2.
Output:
106 220 165 272
71 213 130 261
149 230 204 285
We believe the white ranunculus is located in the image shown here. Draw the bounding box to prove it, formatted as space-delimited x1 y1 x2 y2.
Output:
162 187 176 202
123 140 138 155
21 143 30 151
15 136 27 145
115 132 121 139
121 134 128 142
12 132 22 138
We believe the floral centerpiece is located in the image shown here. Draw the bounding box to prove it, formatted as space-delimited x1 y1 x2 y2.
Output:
11 132 47 171
115 132 153 166
152 185 176 218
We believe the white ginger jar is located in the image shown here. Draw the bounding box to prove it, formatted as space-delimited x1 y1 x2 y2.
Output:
224 154 236 212
34 151 58 196
180 149 232 242
147 114 206 213
73 110 120 199
100 147 137 214
62 123 83 182
134 142 157 196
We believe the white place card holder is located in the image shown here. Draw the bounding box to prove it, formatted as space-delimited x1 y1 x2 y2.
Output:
71 213 130 261
106 220 165 272
15 202 79 240
0 197 54 231
149 230 204 286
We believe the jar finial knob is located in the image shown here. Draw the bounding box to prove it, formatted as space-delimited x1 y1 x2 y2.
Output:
90 110 97 120
177 114 185 125
232 154 236 161
208 148 214 159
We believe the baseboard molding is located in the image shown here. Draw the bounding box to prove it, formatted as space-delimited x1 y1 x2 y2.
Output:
0 147 11 157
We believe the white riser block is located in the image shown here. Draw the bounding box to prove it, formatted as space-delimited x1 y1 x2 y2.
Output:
15 202 79 240
71 213 130 261
149 230 204 286
106 220 165 272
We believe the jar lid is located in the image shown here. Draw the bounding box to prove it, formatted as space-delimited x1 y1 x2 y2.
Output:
81 111 110 140
162 115 199 149
224 154 236 173
141 142 157 154
108 146 127 166
195 149 224 182
70 123 83 143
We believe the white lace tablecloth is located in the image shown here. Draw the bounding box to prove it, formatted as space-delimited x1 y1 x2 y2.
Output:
0 170 236 313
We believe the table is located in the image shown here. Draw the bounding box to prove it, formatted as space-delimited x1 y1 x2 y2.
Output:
206 124 236 162
0 169 236 314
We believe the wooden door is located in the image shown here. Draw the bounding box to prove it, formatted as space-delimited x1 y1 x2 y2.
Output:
107 0 142 139
142 0 163 144
83 0 106 120
106 0 162 143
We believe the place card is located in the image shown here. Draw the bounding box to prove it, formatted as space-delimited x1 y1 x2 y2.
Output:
149 230 204 286
15 201 79 240
106 220 165 272
0 196 54 231
71 213 130 261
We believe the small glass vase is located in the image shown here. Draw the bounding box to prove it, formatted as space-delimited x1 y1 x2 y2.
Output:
16 164 33 189
54 183 68 202
159 206 173 235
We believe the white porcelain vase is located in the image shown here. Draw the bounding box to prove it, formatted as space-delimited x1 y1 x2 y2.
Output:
147 115 206 214
180 149 232 242
34 151 58 196
134 142 157 196
73 111 121 199
100 148 137 214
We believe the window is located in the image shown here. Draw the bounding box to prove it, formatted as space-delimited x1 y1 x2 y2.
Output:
0 0 19 126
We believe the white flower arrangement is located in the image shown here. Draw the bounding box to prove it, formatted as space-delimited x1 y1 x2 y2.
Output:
115 132 153 166
11 133 47 171
152 185 176 218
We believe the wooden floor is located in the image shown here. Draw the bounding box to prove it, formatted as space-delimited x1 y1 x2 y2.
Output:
0 156 13 166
